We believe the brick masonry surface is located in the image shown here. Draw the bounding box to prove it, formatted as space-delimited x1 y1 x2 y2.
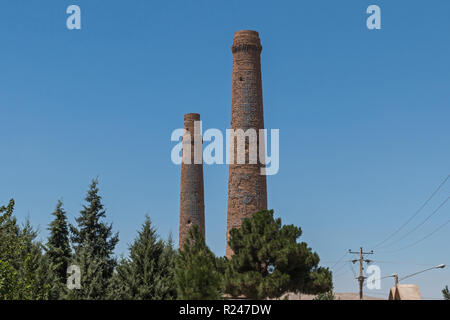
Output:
226 30 268 257
179 113 205 249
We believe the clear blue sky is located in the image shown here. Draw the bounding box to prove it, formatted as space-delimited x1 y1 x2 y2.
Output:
0 0 449 299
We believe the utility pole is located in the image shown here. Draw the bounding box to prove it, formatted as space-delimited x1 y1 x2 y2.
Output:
349 247 374 300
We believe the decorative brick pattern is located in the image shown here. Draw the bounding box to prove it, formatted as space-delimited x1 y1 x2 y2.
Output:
226 31 267 257
179 113 205 249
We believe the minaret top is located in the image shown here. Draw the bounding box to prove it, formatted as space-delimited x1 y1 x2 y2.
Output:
232 30 262 53
184 113 200 121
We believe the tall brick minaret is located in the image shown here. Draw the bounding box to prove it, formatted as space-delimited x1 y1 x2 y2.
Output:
179 113 205 249
226 30 267 257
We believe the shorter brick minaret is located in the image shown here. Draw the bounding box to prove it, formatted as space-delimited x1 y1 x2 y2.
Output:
179 113 205 249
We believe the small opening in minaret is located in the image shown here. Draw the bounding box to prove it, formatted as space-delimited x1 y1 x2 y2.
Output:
187 220 192 225
239 77 244 81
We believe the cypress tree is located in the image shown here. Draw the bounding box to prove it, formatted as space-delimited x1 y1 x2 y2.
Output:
224 210 332 299
47 200 71 286
69 178 119 299
108 216 176 300
175 226 222 300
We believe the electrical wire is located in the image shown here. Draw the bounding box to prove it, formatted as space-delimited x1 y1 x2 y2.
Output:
349 261 357 279
371 260 442 267
384 217 450 253
377 196 450 250
332 260 352 275
370 174 450 250
330 251 349 270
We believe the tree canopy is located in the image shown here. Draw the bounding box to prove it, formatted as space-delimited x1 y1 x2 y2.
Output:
108 216 176 300
0 183 334 301
175 226 222 300
68 178 119 299
224 210 332 299
46 200 72 296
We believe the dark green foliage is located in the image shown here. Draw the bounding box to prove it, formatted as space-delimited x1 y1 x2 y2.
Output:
0 259 18 299
0 200 20 299
46 200 71 288
0 200 51 299
0 187 332 301
0 200 18 266
108 216 176 300
443 286 450 300
224 210 332 299
18 221 53 300
69 179 119 299
66 244 109 299
175 226 222 300
159 234 177 299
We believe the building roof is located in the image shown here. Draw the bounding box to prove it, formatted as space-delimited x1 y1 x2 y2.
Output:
389 284 422 300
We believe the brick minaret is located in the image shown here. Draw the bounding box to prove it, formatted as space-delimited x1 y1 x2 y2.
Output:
179 113 205 249
226 30 267 257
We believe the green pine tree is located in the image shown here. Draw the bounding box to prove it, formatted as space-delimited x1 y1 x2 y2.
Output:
67 244 108 299
17 220 52 300
175 226 222 300
69 178 119 299
224 210 332 299
0 199 20 299
443 286 450 300
0 200 18 265
0 200 51 300
155 232 177 299
46 200 72 298
108 216 176 300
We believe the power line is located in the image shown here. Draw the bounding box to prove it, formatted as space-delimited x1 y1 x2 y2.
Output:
370 174 450 250
330 251 349 270
333 268 351 278
348 261 357 279
378 196 450 250
384 217 450 253
332 260 352 275
372 260 446 267
333 261 351 279
327 251 352 277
